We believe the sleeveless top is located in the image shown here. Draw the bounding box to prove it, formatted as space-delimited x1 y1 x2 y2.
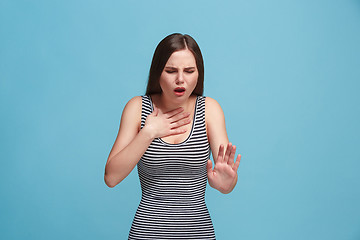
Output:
128 95 216 239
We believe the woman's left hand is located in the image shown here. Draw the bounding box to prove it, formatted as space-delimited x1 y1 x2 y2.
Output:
206 143 241 194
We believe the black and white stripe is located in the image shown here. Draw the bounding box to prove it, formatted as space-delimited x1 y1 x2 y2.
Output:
128 95 216 239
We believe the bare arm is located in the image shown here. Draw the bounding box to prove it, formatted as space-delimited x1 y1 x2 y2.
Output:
104 96 147 188
206 97 229 158
104 96 191 188
205 97 241 194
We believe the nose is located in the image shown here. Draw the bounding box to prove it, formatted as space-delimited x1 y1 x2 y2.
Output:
176 71 184 84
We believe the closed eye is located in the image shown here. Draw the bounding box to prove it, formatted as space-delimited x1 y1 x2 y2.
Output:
185 67 196 73
164 67 195 74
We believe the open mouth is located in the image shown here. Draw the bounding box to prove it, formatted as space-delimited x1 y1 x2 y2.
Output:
174 87 185 93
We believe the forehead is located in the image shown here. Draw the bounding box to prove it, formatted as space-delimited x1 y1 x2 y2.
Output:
165 49 196 67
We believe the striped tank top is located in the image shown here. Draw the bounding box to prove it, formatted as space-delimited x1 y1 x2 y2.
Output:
128 95 216 239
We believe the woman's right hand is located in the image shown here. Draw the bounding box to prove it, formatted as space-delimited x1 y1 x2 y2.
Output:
143 106 191 139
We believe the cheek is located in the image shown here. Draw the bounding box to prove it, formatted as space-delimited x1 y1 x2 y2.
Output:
159 79 165 91
159 75 171 90
190 74 199 86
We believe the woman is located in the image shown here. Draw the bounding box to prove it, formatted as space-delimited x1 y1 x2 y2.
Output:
104 33 241 239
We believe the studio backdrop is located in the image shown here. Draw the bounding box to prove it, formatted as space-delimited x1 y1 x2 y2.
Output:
1 0 359 239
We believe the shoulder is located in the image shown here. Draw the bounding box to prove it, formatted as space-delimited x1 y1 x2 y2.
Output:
123 96 142 111
204 96 224 116
126 95 142 105
204 96 225 128
121 96 142 126
204 96 228 144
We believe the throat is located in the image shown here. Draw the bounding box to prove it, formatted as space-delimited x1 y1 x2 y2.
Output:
157 94 196 113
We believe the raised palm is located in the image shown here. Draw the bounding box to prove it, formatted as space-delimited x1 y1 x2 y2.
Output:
207 143 241 194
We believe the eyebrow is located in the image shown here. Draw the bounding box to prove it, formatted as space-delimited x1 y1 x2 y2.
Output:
164 66 196 69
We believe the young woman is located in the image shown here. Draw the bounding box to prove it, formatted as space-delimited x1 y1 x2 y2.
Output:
104 33 241 239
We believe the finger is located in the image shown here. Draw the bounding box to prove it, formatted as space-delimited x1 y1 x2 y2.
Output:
166 107 184 118
168 128 187 136
227 145 236 166
216 144 224 163
232 154 241 171
170 118 191 129
223 142 232 163
169 111 191 123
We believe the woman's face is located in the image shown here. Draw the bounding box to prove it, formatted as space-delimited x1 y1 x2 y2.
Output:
159 49 198 100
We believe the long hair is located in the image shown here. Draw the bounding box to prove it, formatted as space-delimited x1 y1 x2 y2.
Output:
145 33 204 96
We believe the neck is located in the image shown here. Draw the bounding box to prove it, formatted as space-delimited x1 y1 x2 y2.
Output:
157 93 195 113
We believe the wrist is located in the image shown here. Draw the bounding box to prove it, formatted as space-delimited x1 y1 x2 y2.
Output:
141 126 157 141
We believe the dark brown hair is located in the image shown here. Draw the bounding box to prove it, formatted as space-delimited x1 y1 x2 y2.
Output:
145 33 204 96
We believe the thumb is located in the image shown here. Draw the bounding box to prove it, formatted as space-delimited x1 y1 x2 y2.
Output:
152 106 159 116
206 159 213 174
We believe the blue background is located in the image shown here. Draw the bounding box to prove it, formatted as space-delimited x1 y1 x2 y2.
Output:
1 0 359 239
